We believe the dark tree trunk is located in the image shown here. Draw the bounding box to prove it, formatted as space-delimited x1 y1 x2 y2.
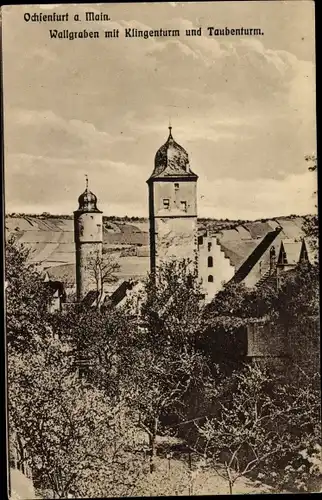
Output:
149 417 158 473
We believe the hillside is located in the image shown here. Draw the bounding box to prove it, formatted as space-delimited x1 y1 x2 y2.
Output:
5 214 312 289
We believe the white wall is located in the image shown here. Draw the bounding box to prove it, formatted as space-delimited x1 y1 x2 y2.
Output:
198 235 235 302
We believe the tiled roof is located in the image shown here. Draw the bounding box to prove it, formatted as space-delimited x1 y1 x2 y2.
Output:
6 216 310 288
209 218 308 284
231 229 282 284
45 263 76 284
242 221 278 239
109 280 136 305
280 239 303 265
82 290 100 307
218 240 260 269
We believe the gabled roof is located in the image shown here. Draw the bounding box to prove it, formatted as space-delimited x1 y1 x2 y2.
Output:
44 263 76 284
277 237 317 266
218 240 260 269
44 280 67 302
230 228 282 284
109 280 136 306
277 239 305 266
82 290 99 308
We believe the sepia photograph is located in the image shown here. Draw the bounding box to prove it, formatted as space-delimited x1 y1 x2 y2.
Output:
1 1 320 498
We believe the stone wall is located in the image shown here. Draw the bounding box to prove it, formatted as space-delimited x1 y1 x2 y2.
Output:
246 317 320 376
155 217 198 268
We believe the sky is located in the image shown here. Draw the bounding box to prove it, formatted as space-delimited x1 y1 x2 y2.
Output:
2 1 317 219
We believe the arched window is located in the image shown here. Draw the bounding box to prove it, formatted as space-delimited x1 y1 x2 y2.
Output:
208 275 214 283
208 256 213 268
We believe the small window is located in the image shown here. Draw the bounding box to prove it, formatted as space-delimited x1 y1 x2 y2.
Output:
163 199 170 209
208 256 213 268
198 236 204 246
180 201 187 212
174 183 179 190
208 242 212 252
208 275 214 283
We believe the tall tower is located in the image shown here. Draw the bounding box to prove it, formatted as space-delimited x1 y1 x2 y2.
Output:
74 177 103 301
147 126 198 273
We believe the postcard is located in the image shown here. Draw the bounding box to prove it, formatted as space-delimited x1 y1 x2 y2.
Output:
2 2 320 498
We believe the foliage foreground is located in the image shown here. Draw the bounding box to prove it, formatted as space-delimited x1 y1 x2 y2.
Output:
6 235 321 497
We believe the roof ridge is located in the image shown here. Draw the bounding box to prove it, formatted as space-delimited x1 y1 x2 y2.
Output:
230 228 282 284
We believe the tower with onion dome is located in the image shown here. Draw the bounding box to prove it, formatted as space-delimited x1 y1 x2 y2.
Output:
74 175 103 301
147 126 198 273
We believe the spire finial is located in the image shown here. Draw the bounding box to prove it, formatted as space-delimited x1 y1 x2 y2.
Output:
168 117 173 138
85 174 88 191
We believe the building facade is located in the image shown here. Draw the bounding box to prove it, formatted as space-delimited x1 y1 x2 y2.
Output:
197 233 235 301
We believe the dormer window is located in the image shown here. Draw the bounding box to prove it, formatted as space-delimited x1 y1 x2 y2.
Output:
163 199 170 209
180 201 187 212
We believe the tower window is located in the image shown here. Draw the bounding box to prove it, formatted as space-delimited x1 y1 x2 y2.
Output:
163 199 170 209
174 183 179 190
198 236 204 246
208 275 214 283
180 201 187 212
208 242 212 252
208 256 213 268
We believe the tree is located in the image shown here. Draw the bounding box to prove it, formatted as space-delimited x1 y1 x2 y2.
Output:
8 336 144 498
48 259 211 480
127 259 211 473
195 363 321 494
203 280 278 330
87 250 120 309
51 301 139 402
129 344 207 474
141 259 205 351
303 154 318 249
5 235 53 351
